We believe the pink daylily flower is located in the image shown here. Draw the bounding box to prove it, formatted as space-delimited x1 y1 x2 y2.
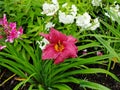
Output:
0 14 23 43
40 28 78 64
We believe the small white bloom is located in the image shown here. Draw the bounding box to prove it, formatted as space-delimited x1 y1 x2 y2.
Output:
59 11 75 24
70 5 78 17
52 0 58 4
76 12 91 28
45 22 55 31
92 0 102 6
90 18 100 30
41 0 59 16
105 4 120 21
62 3 68 7
59 3 77 24
37 38 49 50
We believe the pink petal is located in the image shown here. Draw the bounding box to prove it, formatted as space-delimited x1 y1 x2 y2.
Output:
3 14 8 27
0 45 6 51
40 28 67 43
54 53 67 64
63 41 78 58
42 44 59 60
18 26 23 35
54 42 78 64
7 29 18 43
67 35 77 43
9 22 16 29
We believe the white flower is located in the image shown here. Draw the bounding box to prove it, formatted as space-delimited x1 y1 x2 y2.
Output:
62 3 68 7
37 38 49 50
70 5 77 17
59 11 75 24
90 18 100 30
76 12 91 28
41 0 59 16
58 3 77 24
45 22 55 31
92 0 102 6
105 4 120 21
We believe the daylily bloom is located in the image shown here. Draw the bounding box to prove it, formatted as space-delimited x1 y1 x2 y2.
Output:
0 14 23 43
40 28 78 64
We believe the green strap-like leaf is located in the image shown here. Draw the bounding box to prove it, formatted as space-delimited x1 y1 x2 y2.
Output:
52 84 72 90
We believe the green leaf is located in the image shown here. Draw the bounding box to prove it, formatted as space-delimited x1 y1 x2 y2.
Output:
58 77 110 90
13 73 36 90
53 84 72 90
100 20 120 38
52 68 120 83
79 80 110 90
95 36 120 62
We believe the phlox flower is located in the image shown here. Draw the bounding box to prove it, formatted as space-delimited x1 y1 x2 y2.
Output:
59 11 75 24
41 0 59 16
58 3 77 24
76 12 91 29
40 28 78 64
0 45 6 51
105 4 120 21
0 14 23 43
36 38 49 50
92 0 102 6
45 22 55 31
90 18 100 30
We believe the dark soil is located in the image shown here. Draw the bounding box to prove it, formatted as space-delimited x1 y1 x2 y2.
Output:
70 63 120 90
0 63 120 90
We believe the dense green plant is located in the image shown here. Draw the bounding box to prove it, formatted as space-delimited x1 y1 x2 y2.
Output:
0 39 119 90
0 0 120 90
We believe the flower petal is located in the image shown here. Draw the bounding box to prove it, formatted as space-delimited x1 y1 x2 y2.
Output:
40 28 67 43
54 53 67 64
54 42 78 64
63 41 78 58
0 45 6 51
42 44 59 60
67 35 77 43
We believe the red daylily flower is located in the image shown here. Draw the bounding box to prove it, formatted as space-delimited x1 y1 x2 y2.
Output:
40 28 78 64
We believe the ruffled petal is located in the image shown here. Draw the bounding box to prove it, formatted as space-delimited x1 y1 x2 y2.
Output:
54 53 67 64
49 28 67 43
54 42 78 64
42 44 59 60
67 35 77 43
40 28 67 43
63 41 78 58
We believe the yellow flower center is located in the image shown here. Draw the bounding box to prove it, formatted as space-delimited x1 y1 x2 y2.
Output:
54 41 64 52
